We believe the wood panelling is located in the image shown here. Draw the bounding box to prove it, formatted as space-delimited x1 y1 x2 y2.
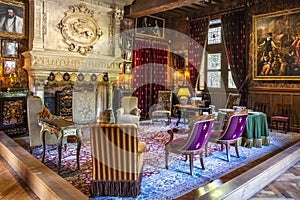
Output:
248 87 300 132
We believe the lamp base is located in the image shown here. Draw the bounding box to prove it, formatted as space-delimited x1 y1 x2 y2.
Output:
180 96 188 105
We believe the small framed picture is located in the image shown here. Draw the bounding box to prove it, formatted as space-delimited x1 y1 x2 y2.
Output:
2 59 17 76
124 63 132 74
119 63 124 74
2 40 18 58
124 50 133 62
125 38 133 49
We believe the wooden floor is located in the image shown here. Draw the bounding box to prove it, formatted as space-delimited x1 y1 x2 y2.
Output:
0 156 39 200
0 132 299 199
250 160 300 199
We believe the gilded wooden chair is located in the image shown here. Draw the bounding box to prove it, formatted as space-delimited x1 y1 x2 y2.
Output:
151 90 172 124
225 93 241 109
165 119 214 175
90 123 146 197
206 114 248 162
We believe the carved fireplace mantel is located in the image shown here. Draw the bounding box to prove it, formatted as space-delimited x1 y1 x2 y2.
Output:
23 0 134 123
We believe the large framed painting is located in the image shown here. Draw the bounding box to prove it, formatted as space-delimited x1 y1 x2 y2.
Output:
135 15 165 39
253 8 300 80
253 9 300 80
0 0 25 38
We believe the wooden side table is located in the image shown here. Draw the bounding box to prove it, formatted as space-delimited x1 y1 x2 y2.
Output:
40 118 82 173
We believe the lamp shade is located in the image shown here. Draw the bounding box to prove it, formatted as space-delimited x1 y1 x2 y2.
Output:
177 87 191 97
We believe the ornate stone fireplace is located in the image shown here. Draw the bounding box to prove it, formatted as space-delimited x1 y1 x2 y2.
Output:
23 0 134 123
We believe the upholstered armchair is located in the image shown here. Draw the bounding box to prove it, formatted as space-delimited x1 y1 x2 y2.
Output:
90 123 146 197
151 90 172 124
116 96 141 125
27 96 57 150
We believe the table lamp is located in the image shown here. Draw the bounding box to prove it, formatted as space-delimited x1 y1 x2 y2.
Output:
177 87 191 105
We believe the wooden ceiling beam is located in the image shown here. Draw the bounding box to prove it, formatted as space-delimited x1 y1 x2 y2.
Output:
125 0 201 18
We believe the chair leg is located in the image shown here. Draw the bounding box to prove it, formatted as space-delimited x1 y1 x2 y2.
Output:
199 152 205 170
189 154 194 175
225 143 230 162
270 120 273 132
165 151 169 169
205 142 208 157
234 142 240 158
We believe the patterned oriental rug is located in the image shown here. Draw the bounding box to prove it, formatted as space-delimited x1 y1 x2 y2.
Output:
23 122 299 200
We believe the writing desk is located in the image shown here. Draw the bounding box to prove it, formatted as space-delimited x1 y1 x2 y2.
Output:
175 104 212 125
40 118 83 173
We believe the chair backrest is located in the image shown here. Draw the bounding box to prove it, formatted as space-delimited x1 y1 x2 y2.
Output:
254 102 269 113
273 103 291 117
180 119 214 151
121 96 138 114
225 93 241 109
157 90 172 111
220 114 248 140
90 123 140 181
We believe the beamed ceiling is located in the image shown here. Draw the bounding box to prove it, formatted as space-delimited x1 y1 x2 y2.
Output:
124 0 256 19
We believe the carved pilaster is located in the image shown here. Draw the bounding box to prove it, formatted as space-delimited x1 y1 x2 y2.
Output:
32 0 45 50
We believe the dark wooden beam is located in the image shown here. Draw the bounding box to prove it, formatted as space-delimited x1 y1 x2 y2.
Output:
125 0 202 18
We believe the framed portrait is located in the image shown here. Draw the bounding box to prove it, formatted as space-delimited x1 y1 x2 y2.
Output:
119 63 124 74
124 63 132 74
0 0 26 38
135 15 165 39
2 59 17 76
125 38 133 49
2 39 18 57
253 8 300 80
124 50 133 62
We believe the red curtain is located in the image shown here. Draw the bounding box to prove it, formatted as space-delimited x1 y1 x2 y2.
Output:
132 39 168 118
221 9 248 106
133 38 152 118
189 18 210 89
151 41 169 105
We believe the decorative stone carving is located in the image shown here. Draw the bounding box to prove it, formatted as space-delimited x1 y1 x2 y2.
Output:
114 8 124 23
57 3 103 55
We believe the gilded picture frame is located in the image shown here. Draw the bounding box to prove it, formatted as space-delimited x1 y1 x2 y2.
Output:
135 15 165 39
0 0 26 38
253 8 300 80
124 50 133 62
124 63 132 74
2 59 17 76
1 39 18 58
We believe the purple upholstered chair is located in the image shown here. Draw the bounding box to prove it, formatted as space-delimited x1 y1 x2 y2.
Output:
206 114 248 162
165 119 214 175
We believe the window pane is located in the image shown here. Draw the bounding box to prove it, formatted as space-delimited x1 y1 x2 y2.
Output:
208 27 221 44
209 18 221 25
228 71 236 88
208 53 221 69
207 71 221 88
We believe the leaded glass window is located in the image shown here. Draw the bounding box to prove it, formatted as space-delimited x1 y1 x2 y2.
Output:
208 27 221 45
